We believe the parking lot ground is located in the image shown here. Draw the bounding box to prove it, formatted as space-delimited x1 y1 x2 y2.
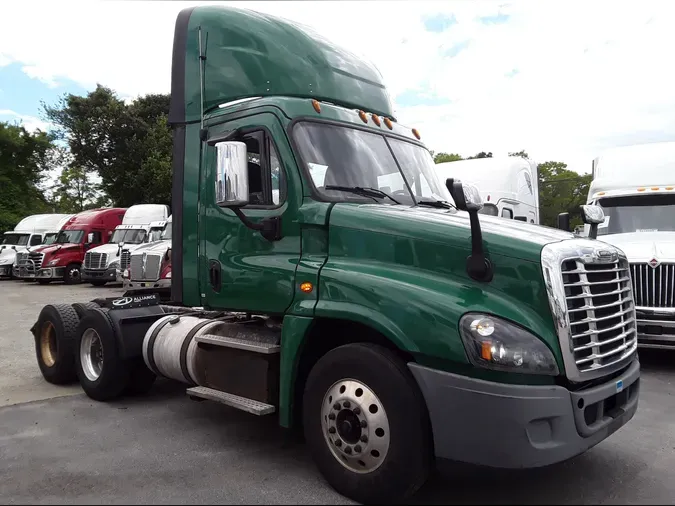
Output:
1 280 675 504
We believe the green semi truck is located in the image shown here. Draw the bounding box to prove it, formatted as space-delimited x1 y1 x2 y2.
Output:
31 5 640 503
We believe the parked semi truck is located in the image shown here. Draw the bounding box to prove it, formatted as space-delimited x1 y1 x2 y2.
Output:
30 6 640 503
13 214 75 279
435 156 540 223
25 208 126 284
122 215 172 297
0 214 75 278
82 204 169 286
577 142 675 349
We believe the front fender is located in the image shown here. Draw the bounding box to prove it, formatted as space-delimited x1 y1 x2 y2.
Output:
316 255 561 369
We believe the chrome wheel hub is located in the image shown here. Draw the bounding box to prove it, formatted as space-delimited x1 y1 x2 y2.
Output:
81 328 104 381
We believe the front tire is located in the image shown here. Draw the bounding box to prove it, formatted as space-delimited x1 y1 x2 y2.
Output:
64 263 81 285
302 343 433 504
33 304 80 384
74 310 130 401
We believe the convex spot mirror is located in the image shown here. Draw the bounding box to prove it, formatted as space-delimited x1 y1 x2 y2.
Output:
446 179 484 212
215 141 249 207
581 204 605 225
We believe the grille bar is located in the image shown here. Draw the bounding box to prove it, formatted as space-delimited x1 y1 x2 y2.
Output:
120 249 131 271
84 252 108 270
28 252 44 271
630 263 675 308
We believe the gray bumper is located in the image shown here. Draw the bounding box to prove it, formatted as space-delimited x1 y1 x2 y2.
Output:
635 309 675 349
82 267 118 282
35 267 65 279
125 278 171 290
0 265 13 277
409 358 640 469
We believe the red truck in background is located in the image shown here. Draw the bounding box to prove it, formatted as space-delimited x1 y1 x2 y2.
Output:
26 208 127 284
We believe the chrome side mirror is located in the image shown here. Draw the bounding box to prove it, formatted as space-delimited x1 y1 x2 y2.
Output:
581 205 605 240
446 179 484 212
215 141 249 207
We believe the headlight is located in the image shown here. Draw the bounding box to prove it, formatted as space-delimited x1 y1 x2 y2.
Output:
459 313 559 376
47 259 59 266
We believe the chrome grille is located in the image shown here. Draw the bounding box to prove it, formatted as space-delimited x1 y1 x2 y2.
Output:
130 253 162 281
28 252 44 270
561 257 636 374
15 252 29 267
84 252 107 270
630 262 675 308
120 249 131 271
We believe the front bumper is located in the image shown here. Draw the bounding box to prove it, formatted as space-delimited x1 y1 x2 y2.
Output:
125 278 171 291
32 267 66 280
82 267 119 283
409 357 640 469
635 308 675 349
0 265 13 277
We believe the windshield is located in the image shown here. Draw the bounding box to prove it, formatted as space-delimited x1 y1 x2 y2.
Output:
597 194 675 235
161 223 172 241
42 233 58 245
1 233 30 246
110 228 147 245
148 227 163 243
292 122 451 205
55 230 84 244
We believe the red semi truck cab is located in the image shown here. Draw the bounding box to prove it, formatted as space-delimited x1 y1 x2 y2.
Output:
27 208 127 284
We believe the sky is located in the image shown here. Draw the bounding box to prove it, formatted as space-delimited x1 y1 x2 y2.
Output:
1 0 674 175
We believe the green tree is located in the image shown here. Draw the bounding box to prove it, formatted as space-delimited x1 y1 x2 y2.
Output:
467 151 493 159
0 122 54 234
43 85 172 208
538 161 592 228
509 150 529 158
433 152 463 163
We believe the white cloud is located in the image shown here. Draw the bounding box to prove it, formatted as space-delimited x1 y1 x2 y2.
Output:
0 109 51 132
0 0 673 174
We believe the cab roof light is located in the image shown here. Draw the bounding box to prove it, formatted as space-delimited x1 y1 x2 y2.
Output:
311 99 321 113
651 187 660 191
597 192 606 196
358 110 368 123
637 187 646 192
383 117 393 129
667 186 674 190
412 128 421 140
371 114 381 127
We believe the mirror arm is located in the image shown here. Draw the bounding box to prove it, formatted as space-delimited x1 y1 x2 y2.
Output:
588 223 599 240
231 207 282 242
466 210 493 282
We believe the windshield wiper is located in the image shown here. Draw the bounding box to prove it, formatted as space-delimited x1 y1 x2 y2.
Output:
415 199 455 210
325 185 402 204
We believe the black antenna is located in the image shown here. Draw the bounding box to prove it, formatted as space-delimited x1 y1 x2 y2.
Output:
198 27 208 141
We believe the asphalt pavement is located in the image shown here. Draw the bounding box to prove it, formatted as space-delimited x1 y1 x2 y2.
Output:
1 280 675 504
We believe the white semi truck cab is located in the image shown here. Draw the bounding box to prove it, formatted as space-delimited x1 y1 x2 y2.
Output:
584 141 675 349
122 215 172 298
82 204 169 286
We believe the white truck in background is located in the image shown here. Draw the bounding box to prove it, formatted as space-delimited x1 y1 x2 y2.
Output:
0 214 75 279
122 214 172 299
435 156 540 224
81 204 169 286
13 214 76 279
583 141 675 350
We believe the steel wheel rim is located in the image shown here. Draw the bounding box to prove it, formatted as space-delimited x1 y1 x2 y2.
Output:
81 328 104 381
321 378 391 474
69 268 80 281
40 322 57 367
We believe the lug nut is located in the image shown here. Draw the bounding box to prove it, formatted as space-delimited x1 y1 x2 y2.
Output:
329 427 336 434
360 435 368 443
354 445 361 453
344 446 352 454
335 439 342 447
360 420 367 428
343 400 351 408
333 403 341 410
353 407 361 415
328 413 336 420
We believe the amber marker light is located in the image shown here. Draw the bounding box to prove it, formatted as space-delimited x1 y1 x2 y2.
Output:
651 187 660 191
637 187 646 192
300 282 314 293
371 114 381 126
358 110 368 123
412 128 421 140
311 99 321 113
383 117 393 129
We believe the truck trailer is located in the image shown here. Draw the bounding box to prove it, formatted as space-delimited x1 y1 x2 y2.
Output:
30 6 640 504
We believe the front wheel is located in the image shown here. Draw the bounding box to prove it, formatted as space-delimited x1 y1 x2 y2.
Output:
302 343 433 504
64 263 81 285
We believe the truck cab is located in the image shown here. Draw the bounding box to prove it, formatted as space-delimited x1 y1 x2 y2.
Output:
582 142 675 349
14 214 76 278
28 208 127 284
0 214 75 278
82 204 169 286
31 6 640 504
122 215 172 297
435 156 540 223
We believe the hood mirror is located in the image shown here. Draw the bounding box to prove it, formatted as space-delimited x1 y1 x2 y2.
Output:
581 204 605 240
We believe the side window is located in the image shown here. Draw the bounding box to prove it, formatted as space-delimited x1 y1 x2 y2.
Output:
29 234 42 246
501 208 514 219
241 131 286 208
90 231 103 244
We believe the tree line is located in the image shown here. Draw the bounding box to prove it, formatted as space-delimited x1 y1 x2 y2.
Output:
0 84 590 234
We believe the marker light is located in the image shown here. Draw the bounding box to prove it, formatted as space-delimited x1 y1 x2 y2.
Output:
358 110 368 123
412 128 421 140
300 282 314 293
383 117 393 129
667 187 674 190
312 99 321 113
651 187 660 191
637 187 646 192
371 114 381 126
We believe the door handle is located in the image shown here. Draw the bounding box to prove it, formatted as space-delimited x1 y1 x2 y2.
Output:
208 260 221 293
